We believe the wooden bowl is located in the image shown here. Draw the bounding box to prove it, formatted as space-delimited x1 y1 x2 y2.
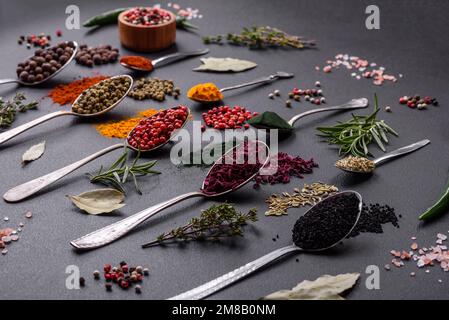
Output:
118 8 176 52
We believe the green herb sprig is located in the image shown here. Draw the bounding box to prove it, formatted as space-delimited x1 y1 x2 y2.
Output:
88 147 160 194
0 93 38 128
142 203 258 248
316 94 398 157
203 26 315 49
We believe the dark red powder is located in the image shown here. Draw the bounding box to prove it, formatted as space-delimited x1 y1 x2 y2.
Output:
253 152 318 188
202 141 267 195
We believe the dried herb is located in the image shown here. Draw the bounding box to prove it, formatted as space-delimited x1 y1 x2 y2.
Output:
247 111 293 131
262 273 360 300
67 189 125 215
22 141 46 165
88 147 160 194
193 57 257 72
316 94 398 157
203 26 315 49
141 203 258 248
0 93 38 128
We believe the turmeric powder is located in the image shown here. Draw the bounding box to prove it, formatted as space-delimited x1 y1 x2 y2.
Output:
95 108 160 139
187 82 223 101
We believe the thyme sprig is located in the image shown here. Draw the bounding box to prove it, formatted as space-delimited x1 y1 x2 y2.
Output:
0 92 38 128
88 147 160 194
142 203 258 248
203 26 315 49
316 94 399 157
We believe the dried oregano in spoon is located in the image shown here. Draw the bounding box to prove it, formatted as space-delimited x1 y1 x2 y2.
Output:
142 203 257 248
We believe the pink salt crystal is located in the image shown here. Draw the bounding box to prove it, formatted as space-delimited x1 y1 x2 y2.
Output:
0 228 14 238
436 239 443 245
410 272 416 277
401 251 411 260
315 66 320 71
411 243 418 250
384 264 391 271
417 259 425 268
437 233 447 241
323 66 332 73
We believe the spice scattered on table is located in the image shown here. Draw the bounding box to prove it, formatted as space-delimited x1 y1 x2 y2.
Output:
0 92 38 128
265 182 339 216
335 156 375 173
89 148 160 195
292 193 360 250
202 141 267 195
418 172 449 221
193 57 257 73
48 76 109 106
319 54 399 86
16 41 76 83
128 78 178 101
127 106 189 150
202 106 257 130
270 83 326 106
120 56 153 71
262 273 360 300
253 152 318 188
388 232 449 279
168 3 202 20
399 95 439 110
75 44 119 67
317 94 398 157
187 82 223 102
347 203 399 238
123 7 172 26
203 26 316 49
95 108 159 139
1 213 32 256
72 76 131 115
141 203 258 248
97 261 150 292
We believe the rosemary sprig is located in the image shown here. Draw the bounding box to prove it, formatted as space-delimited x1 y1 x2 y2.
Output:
203 26 315 49
142 203 258 248
0 92 38 128
316 94 399 157
88 147 160 194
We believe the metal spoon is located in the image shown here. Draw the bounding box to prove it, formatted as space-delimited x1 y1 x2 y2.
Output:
188 71 294 103
69 141 270 250
3 106 191 203
0 41 79 86
337 139 431 174
168 191 362 300
120 48 210 72
0 75 133 147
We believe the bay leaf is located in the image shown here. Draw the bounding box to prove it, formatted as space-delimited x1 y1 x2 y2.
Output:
193 57 257 72
67 188 125 215
261 273 360 300
22 141 46 164
247 111 293 131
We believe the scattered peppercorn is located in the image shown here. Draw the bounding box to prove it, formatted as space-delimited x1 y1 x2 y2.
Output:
285 100 292 108
128 77 176 101
202 105 258 130
79 277 86 287
123 7 172 26
399 95 438 110
93 270 100 279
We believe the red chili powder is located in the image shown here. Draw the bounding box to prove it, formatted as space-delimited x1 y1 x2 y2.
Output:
48 75 109 105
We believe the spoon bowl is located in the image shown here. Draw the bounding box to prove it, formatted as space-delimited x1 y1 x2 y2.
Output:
188 71 294 103
0 41 79 86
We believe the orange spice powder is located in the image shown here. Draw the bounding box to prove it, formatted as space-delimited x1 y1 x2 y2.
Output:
48 76 109 105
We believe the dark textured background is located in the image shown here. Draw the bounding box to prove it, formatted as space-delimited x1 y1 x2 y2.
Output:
0 0 448 300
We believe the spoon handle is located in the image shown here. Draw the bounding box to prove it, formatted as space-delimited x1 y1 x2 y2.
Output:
3 143 123 203
220 74 280 93
70 191 205 250
151 48 209 67
373 139 430 166
287 98 369 126
168 245 299 300
0 110 73 145
0 79 20 85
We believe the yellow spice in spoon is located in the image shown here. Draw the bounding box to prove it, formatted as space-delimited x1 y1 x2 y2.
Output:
187 82 223 101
